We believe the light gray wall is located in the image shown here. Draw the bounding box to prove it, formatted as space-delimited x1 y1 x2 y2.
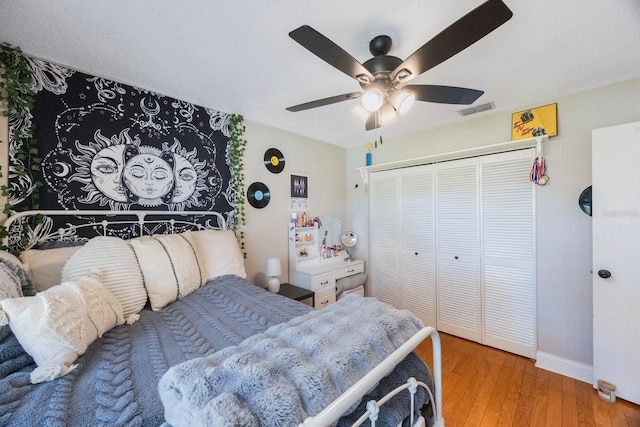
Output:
346 77 640 368
242 120 347 286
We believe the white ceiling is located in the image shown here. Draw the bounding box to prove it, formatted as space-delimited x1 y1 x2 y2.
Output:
1 0 640 148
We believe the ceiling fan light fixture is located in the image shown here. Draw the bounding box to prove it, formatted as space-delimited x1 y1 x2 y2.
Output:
380 103 398 124
390 89 415 114
352 104 370 122
361 88 384 112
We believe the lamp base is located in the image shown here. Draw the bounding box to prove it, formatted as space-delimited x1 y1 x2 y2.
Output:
267 277 280 293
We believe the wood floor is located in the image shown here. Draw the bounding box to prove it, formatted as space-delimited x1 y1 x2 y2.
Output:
414 333 640 426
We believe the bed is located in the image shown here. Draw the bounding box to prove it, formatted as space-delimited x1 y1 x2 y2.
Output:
0 210 443 426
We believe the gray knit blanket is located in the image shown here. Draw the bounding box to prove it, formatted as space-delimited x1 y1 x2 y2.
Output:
0 275 311 426
159 294 429 427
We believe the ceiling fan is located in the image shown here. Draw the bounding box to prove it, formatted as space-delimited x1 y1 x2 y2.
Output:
286 0 513 131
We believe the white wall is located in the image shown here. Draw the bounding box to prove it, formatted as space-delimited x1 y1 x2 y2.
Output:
242 120 347 286
346 77 640 373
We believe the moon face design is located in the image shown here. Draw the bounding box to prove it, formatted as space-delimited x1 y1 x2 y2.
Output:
172 154 197 203
90 145 128 202
122 153 175 200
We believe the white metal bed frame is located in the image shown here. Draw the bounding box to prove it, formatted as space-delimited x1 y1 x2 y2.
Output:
1 209 226 249
1 210 444 427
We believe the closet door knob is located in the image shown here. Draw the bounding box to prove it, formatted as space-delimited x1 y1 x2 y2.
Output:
454 256 459 260
597 269 611 279
415 252 418 256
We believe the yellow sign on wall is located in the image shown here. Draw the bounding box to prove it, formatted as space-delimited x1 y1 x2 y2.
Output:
511 103 557 140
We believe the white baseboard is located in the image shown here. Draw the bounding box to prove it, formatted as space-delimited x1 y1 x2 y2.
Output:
535 351 593 385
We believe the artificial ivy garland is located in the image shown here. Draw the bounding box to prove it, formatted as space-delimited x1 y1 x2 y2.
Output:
0 43 41 215
229 114 247 257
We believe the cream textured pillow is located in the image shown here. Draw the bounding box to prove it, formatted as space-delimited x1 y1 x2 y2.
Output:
20 246 82 291
0 271 124 383
183 229 246 282
0 249 22 267
61 236 146 318
129 234 201 311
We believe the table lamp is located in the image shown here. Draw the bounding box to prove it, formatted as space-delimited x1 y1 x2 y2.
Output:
265 257 282 293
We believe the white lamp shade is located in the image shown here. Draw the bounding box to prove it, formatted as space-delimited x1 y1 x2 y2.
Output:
389 89 415 114
379 103 398 124
265 257 282 277
361 88 384 112
352 104 370 122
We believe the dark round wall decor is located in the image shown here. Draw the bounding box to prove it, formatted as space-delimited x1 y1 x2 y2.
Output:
579 186 592 216
264 148 285 174
247 182 271 209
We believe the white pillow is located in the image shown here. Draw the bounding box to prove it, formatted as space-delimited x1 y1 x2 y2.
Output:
129 234 202 311
0 271 124 383
0 249 22 267
61 236 146 318
20 246 82 291
183 230 246 282
0 262 23 300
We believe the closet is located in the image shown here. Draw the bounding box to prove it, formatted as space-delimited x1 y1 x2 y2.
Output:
369 148 536 358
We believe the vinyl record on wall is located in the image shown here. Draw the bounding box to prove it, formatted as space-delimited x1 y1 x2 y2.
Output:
247 182 271 208
264 148 285 174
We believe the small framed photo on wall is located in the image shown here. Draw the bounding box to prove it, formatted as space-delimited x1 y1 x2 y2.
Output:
290 174 309 211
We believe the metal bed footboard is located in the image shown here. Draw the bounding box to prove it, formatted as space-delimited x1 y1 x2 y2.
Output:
301 326 444 427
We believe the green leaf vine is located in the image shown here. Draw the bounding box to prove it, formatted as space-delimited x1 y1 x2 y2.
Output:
0 43 41 215
0 44 41 248
229 114 247 257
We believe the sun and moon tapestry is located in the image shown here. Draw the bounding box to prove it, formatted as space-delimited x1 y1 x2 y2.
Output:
6 57 235 247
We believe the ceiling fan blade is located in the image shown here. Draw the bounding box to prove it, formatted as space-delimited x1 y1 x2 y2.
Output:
289 25 375 84
406 84 484 105
286 92 362 112
391 0 513 83
365 110 381 131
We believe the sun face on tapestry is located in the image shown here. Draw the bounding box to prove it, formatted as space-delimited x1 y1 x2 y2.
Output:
43 129 210 210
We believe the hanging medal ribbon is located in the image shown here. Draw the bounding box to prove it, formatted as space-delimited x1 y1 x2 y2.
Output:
530 137 547 185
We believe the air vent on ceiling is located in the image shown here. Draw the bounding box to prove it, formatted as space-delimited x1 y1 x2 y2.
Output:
458 102 495 116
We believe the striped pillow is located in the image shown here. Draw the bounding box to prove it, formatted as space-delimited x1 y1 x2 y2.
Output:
61 236 147 318
129 234 202 311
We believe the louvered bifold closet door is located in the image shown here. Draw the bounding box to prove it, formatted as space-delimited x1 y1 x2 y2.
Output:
400 165 436 327
436 158 481 342
481 149 536 358
370 170 400 308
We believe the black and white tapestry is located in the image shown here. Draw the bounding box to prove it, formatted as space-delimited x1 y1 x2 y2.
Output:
7 57 236 249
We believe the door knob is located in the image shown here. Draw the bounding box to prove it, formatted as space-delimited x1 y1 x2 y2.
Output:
598 269 612 279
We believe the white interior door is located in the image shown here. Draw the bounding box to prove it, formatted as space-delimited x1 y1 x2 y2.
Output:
481 150 536 358
436 158 481 342
400 165 436 327
370 170 400 308
593 121 640 405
